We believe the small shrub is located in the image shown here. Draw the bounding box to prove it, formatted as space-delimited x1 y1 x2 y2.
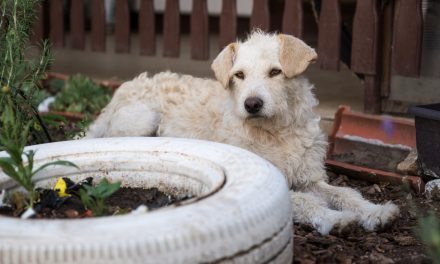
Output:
0 96 77 207
79 178 121 217
50 75 112 116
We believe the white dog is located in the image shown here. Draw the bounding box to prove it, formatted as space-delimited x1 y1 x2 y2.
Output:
86 31 399 235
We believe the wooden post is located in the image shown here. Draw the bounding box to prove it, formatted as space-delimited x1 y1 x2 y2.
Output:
115 0 130 53
282 0 303 38
317 0 341 71
392 0 423 77
32 1 47 44
250 0 270 32
70 0 85 50
139 0 156 56
91 0 106 52
163 0 180 57
191 0 209 60
351 0 381 114
49 0 64 47
219 0 237 49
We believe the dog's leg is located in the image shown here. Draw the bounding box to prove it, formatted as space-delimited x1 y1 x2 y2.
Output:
85 102 160 138
291 191 358 235
312 181 399 231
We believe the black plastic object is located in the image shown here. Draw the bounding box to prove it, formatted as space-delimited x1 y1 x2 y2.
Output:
409 103 440 180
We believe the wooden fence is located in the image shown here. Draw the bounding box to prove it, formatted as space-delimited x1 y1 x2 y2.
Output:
32 0 423 114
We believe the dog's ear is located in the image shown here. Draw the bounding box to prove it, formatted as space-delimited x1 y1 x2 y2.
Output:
278 34 317 78
211 43 236 88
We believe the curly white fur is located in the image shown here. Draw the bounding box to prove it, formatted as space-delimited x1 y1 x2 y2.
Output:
86 31 399 235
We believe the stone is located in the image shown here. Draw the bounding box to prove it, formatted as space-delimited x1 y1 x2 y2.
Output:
425 179 440 200
397 149 419 175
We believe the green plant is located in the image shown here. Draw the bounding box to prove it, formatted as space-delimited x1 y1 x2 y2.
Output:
50 75 112 116
79 178 121 216
0 95 78 207
418 213 440 263
0 0 54 143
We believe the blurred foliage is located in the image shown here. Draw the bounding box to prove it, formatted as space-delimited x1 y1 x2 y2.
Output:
418 213 440 264
0 0 53 143
50 75 112 116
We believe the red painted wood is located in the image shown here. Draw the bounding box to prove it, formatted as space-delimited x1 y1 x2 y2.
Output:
115 0 130 53
317 0 341 71
163 0 180 57
70 0 85 50
91 0 106 52
282 0 303 38
219 0 237 49
139 0 156 56
392 0 423 77
250 0 270 31
191 0 209 60
49 0 64 47
351 0 380 75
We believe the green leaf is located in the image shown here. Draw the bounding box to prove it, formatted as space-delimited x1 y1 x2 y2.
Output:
32 160 78 176
0 158 19 179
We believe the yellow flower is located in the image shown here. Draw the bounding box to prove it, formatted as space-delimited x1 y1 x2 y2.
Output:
54 178 71 197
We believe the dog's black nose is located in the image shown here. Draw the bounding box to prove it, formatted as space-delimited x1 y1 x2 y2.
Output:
244 97 264 114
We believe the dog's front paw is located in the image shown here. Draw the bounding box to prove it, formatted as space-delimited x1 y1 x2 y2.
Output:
361 201 400 231
313 210 359 235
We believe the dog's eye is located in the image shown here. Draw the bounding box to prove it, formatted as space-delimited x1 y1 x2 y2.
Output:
269 68 282 77
234 71 245 80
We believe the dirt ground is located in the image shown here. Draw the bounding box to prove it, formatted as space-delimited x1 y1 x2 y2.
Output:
293 172 437 264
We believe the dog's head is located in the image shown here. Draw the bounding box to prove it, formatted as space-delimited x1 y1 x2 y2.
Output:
211 31 317 123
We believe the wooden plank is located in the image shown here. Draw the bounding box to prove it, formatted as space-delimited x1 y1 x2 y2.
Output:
380 1 394 98
31 1 47 44
282 0 302 38
351 0 379 75
139 0 156 56
250 0 270 32
70 0 85 50
317 0 341 71
392 0 423 77
163 0 180 57
115 0 130 53
219 0 237 49
191 0 209 60
49 0 64 47
364 76 381 114
351 0 381 114
91 0 106 52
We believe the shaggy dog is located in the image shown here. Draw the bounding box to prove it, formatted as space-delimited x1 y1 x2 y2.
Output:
85 31 399 235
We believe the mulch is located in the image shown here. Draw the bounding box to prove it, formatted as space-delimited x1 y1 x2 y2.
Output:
293 172 438 264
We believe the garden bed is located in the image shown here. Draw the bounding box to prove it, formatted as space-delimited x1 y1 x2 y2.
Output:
294 172 437 264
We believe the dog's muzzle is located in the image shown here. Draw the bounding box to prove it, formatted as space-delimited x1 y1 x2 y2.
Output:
244 97 264 114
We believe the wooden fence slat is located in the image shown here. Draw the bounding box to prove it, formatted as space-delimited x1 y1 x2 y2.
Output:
32 1 46 44
392 0 423 77
191 0 209 60
163 0 180 57
91 0 106 52
115 0 130 53
139 0 156 56
317 0 341 71
219 0 237 49
282 0 303 38
49 0 64 47
351 0 381 114
250 0 270 32
351 0 379 75
70 0 85 50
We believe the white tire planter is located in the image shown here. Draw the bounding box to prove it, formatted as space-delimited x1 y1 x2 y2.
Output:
0 137 292 264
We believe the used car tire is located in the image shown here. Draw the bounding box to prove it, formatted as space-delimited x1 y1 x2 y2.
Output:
0 137 292 264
